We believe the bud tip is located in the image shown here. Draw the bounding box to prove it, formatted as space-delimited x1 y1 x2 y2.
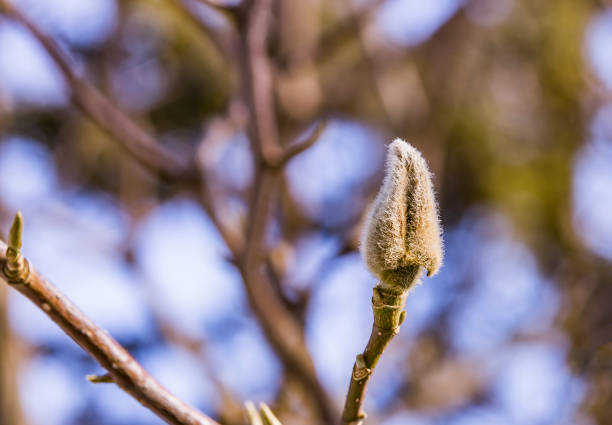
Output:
8 210 23 252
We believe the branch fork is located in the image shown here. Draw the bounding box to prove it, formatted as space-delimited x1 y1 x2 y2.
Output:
0 212 221 425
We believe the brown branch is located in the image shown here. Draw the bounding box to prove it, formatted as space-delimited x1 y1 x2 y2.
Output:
197 176 244 255
0 235 221 425
280 118 327 165
341 269 420 425
240 169 337 424
241 0 283 166
2 3 198 183
234 1 337 422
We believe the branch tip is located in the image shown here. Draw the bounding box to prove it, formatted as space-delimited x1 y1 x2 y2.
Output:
244 401 263 425
244 401 283 425
8 210 23 253
86 373 114 384
3 210 29 284
259 403 283 425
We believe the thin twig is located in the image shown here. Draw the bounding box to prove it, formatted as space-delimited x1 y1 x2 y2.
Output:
154 316 245 425
340 274 418 425
280 119 328 165
2 3 198 183
197 176 244 255
86 373 114 383
0 232 221 425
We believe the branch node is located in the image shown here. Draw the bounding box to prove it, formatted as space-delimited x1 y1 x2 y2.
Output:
371 285 408 331
244 401 284 425
352 354 371 381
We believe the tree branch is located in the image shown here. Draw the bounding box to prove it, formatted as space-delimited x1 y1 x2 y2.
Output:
280 119 327 165
4 1 333 423
0 216 221 425
235 1 337 422
341 278 417 425
2 3 199 183
240 169 337 424
241 0 283 166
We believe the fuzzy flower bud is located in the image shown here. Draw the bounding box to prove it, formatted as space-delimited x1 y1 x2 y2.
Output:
361 139 443 289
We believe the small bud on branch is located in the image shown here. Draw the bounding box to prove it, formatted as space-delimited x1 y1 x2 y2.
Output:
343 139 444 425
4 210 30 283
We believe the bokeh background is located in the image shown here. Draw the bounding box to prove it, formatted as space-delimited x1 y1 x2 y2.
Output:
1 0 611 424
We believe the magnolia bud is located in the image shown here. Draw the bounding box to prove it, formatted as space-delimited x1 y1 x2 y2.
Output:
360 139 443 289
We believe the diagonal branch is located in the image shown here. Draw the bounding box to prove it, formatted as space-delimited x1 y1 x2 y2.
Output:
280 119 327 165
2 3 198 183
154 314 245 425
0 218 220 425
